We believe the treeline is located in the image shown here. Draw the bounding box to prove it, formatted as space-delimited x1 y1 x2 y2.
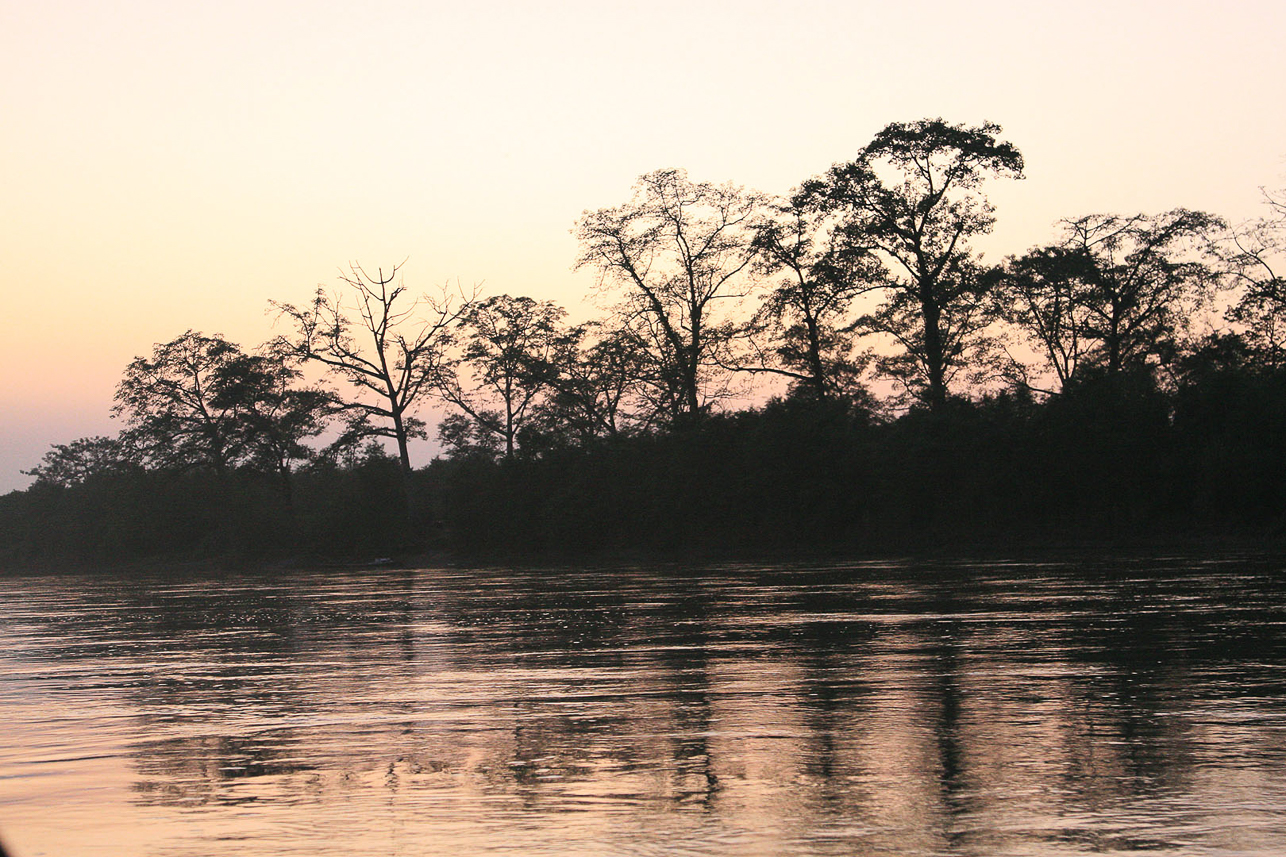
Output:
4 118 1286 566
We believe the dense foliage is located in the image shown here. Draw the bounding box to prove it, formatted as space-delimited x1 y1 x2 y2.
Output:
5 118 1285 566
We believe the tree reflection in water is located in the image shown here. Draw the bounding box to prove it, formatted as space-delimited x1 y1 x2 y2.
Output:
2 558 1286 855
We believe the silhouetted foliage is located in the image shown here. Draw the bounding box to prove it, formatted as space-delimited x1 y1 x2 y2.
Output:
1028 210 1226 381
537 320 658 443
575 169 765 424
994 246 1101 393
113 331 333 485
1225 187 1286 364
22 435 140 488
436 294 565 459
113 331 252 476
1170 332 1286 530
11 126 1286 568
740 197 882 401
797 119 1024 409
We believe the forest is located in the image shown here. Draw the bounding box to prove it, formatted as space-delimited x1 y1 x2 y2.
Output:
4 118 1286 567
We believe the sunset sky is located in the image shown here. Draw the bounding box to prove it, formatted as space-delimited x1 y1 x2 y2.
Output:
3 0 1284 492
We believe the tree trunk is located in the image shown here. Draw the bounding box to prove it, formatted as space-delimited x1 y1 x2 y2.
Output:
921 285 947 410
390 406 415 526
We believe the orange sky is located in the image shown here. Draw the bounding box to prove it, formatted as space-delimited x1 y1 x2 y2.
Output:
3 0 1285 491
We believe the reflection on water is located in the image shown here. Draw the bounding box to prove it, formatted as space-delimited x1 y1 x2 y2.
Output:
2 558 1286 855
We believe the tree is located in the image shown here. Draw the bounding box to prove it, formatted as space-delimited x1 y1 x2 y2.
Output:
23 435 140 488
113 331 254 475
797 118 1024 408
575 169 765 424
539 320 658 443
994 245 1101 393
112 331 333 487
743 197 884 401
1046 210 1225 381
436 294 565 459
1225 187 1286 364
271 262 473 473
214 350 339 499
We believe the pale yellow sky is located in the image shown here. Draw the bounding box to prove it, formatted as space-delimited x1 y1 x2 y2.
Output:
3 0 1284 490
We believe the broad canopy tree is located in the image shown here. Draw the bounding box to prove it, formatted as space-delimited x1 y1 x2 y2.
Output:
111 330 332 486
22 435 140 488
744 198 883 401
1061 210 1225 378
994 245 1101 393
215 350 337 490
113 331 245 475
797 118 1025 409
1001 209 1226 391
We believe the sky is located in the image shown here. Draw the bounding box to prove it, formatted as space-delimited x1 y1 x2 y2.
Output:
3 0 1285 492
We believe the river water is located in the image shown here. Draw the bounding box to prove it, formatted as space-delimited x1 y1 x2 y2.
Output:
2 557 1285 856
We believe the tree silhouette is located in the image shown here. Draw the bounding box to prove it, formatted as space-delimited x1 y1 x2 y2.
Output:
271 262 474 473
436 294 565 459
215 350 338 501
1226 187 1286 364
113 331 253 476
539 321 658 443
1059 210 1224 379
741 197 883 401
112 331 333 491
995 245 1101 393
22 435 140 488
797 119 1024 408
575 169 765 424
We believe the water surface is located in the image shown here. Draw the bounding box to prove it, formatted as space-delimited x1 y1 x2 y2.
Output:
2 557 1285 855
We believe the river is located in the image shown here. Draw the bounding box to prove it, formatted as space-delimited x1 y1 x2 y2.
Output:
2 557 1285 856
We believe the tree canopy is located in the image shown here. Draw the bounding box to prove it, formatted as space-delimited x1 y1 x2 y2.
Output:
575 169 765 424
797 118 1025 407
15 123 1286 565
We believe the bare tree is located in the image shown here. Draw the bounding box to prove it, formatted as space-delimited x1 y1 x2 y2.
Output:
271 262 474 473
575 169 765 424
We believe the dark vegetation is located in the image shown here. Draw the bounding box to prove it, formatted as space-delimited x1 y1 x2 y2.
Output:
4 119 1286 567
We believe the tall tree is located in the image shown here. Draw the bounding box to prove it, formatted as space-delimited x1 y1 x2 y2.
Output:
797 118 1024 408
575 169 765 424
436 294 565 459
271 262 473 473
